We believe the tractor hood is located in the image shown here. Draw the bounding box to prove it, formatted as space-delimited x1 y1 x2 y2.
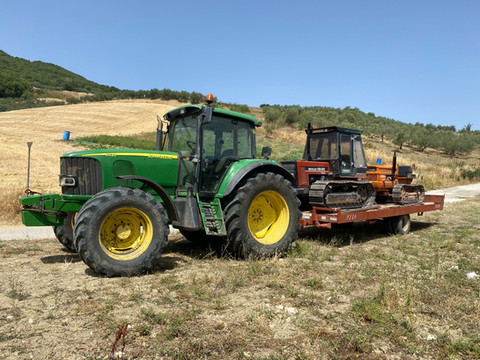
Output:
60 149 179 196
62 148 179 160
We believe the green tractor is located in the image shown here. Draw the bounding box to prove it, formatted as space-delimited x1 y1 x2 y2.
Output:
20 96 301 276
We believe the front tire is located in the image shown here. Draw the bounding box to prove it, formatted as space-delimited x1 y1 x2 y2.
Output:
224 172 301 257
73 187 169 277
53 212 76 252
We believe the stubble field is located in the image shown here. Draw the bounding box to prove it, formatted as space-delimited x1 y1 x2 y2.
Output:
0 100 479 359
0 99 180 226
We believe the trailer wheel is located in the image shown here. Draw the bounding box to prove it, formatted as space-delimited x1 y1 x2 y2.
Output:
224 172 301 257
53 212 76 252
73 187 169 277
386 214 411 235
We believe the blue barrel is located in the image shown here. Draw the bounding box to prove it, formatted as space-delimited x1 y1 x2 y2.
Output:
376 158 382 165
63 131 70 141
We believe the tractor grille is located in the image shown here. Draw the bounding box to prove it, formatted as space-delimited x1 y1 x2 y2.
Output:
60 157 103 195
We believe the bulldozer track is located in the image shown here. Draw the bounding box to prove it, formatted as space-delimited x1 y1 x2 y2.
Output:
309 180 376 210
392 184 425 204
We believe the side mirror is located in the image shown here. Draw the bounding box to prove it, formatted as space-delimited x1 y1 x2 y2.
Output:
201 107 213 124
261 146 272 160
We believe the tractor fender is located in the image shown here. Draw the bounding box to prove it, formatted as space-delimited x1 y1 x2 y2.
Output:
223 161 295 198
116 175 178 222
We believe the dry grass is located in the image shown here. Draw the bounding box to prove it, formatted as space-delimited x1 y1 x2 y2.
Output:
1 101 478 226
256 125 479 190
0 99 181 226
0 198 478 359
362 135 479 190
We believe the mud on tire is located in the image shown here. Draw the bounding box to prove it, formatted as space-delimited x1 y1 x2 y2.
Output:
73 187 169 277
224 172 301 257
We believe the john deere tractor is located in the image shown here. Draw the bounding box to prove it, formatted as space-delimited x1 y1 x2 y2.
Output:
20 96 301 276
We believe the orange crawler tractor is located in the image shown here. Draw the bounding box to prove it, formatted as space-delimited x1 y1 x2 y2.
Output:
366 152 425 204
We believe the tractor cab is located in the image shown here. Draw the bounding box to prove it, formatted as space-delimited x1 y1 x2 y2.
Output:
304 125 368 177
162 98 259 197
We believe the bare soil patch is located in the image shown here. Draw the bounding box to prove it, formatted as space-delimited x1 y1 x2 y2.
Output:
1 199 479 359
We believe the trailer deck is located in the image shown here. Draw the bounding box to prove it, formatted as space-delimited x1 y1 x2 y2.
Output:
300 194 444 229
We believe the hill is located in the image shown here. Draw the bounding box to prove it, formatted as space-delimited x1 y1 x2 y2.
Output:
1 50 479 157
0 50 114 94
0 50 208 112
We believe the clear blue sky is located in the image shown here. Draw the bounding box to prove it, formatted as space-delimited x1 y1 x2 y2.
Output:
1 0 479 130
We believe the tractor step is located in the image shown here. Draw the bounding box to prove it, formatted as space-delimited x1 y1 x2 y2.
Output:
199 198 227 236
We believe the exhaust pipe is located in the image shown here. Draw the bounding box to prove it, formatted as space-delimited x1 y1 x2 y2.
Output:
26 142 33 196
392 150 397 180
156 115 162 151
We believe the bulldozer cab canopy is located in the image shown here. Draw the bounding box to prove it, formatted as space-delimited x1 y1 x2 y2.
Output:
306 126 363 136
303 125 367 175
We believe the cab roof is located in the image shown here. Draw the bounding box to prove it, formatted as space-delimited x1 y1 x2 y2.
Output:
307 125 363 135
164 105 260 126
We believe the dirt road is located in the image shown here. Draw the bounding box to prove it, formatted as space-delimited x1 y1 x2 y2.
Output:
426 182 480 203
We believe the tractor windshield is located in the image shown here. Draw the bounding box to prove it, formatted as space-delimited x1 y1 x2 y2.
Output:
168 114 197 155
166 114 198 193
304 132 338 160
352 135 367 169
341 134 367 175
199 116 255 193
166 112 256 195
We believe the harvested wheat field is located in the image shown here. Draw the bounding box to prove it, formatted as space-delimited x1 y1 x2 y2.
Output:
0 101 479 359
0 100 181 226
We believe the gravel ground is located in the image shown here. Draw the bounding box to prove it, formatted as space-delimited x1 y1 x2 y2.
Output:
1 182 479 241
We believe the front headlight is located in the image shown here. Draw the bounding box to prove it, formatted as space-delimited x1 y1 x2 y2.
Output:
59 175 77 187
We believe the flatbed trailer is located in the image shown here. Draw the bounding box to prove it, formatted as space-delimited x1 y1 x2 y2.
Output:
300 194 444 234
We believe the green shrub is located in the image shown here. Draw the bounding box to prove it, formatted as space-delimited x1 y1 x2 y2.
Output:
66 97 82 104
229 104 250 114
461 168 480 181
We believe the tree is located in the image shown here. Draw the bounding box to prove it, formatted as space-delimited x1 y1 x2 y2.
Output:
393 131 407 149
190 92 204 104
0 74 32 98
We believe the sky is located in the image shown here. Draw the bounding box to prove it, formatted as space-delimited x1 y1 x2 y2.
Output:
1 0 479 130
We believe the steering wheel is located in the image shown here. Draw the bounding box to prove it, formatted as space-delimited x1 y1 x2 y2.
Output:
186 140 196 151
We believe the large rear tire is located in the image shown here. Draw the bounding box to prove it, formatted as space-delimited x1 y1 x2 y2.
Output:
224 172 301 257
53 212 76 252
73 187 169 277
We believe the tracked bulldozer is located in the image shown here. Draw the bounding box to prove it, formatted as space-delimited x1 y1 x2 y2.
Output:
281 124 376 210
366 152 425 205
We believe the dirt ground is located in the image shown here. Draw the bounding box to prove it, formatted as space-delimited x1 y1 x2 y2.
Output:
0 231 186 359
1 197 480 360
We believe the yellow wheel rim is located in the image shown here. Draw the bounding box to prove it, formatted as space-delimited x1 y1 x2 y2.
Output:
99 207 153 261
248 190 289 245
70 212 77 229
